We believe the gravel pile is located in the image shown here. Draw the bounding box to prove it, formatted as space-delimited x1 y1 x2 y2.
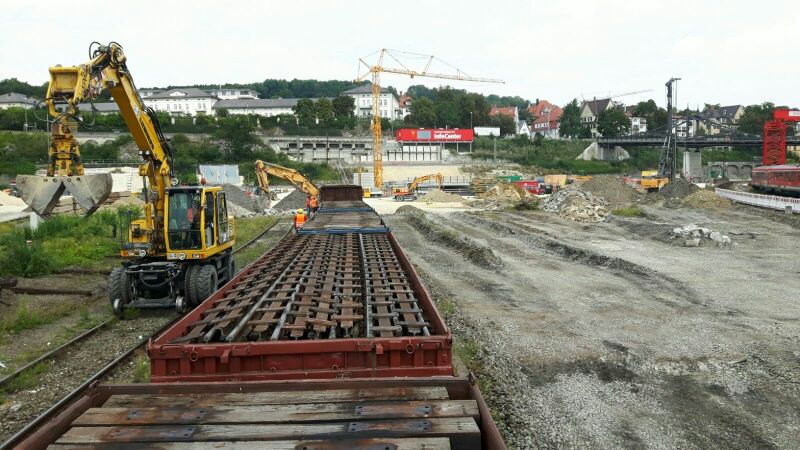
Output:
415 189 465 203
581 175 642 207
272 189 307 212
227 201 257 218
543 188 608 222
220 184 259 212
670 223 731 247
682 190 731 209
659 178 699 199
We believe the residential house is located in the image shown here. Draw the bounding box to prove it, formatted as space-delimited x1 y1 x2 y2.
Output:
528 100 562 139
517 120 531 136
144 88 218 116
0 92 36 109
398 94 412 118
138 88 163 98
213 98 312 117
489 106 519 124
210 88 259 100
580 98 614 137
341 83 401 119
76 102 120 114
699 105 744 135
673 115 698 138
622 107 648 135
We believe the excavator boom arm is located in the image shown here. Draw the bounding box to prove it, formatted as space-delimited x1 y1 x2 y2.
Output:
408 173 444 191
255 160 320 198
19 42 172 232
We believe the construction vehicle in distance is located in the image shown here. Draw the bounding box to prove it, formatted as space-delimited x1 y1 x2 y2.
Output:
254 160 319 202
393 173 444 201
19 42 236 315
640 169 669 192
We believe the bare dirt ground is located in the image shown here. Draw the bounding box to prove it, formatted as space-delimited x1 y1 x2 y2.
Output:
386 203 800 449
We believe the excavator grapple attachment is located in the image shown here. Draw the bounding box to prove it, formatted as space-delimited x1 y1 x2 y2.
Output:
17 173 113 216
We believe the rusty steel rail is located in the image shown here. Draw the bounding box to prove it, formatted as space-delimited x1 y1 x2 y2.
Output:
0 220 291 449
173 232 433 343
0 314 182 450
0 319 112 389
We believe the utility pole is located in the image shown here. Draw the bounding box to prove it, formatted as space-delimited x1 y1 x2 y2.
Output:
493 136 497 163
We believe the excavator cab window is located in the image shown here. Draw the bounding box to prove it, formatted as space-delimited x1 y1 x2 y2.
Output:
203 191 215 248
167 189 202 250
217 193 230 244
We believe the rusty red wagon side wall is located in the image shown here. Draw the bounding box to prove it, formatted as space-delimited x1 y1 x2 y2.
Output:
148 231 453 382
319 184 364 202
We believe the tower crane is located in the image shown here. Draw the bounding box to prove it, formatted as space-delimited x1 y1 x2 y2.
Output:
355 49 503 188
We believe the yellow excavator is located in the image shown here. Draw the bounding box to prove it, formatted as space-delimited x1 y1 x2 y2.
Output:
254 160 319 201
393 173 444 201
18 42 236 315
640 169 669 192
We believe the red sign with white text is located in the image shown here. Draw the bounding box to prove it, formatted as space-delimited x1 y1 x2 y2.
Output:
396 128 474 142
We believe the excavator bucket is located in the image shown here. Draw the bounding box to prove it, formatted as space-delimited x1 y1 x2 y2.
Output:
16 173 113 216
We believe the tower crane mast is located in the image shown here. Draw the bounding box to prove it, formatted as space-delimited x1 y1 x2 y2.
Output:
356 49 503 188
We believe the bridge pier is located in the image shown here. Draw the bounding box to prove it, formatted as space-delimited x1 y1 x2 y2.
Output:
577 142 630 161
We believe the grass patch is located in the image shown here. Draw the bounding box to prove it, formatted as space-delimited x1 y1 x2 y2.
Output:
510 197 540 211
0 305 110 374
131 352 150 383
436 298 456 317
121 307 141 320
2 361 49 394
612 205 645 217
0 207 140 277
0 299 74 336
234 216 279 248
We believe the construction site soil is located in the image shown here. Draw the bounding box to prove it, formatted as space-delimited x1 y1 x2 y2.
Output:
580 175 642 207
385 202 800 449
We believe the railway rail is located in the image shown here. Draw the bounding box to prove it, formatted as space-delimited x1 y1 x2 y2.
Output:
0 219 291 448
0 219 288 391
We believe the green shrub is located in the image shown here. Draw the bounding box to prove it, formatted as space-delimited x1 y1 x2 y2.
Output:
612 205 645 217
0 231 52 277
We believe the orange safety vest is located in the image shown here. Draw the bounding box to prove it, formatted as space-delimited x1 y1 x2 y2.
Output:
309 197 318 208
294 212 307 228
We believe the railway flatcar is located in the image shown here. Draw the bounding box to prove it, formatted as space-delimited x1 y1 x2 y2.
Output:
5 185 507 450
750 164 800 195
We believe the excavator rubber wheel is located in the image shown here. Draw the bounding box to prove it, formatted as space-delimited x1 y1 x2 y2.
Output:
193 265 218 306
183 265 200 307
227 257 236 282
108 267 130 317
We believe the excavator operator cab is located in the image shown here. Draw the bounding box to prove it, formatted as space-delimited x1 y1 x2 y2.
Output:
164 186 234 260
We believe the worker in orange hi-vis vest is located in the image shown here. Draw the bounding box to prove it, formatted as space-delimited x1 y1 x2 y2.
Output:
309 196 319 215
293 208 307 230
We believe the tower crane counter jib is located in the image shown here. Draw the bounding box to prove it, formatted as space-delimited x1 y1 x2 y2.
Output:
19 42 237 316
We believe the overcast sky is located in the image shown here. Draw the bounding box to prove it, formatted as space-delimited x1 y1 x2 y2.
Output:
2 0 798 109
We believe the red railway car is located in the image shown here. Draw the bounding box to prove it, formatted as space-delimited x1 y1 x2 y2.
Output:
750 164 800 194
7 185 507 449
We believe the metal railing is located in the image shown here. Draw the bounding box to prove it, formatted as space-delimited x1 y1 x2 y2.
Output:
716 188 800 212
